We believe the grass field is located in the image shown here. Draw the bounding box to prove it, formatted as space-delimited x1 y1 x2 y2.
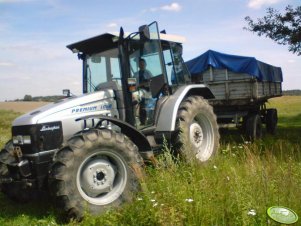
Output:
0 101 49 113
0 96 300 225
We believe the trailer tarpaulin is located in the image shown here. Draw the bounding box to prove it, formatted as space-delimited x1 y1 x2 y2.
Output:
186 50 283 82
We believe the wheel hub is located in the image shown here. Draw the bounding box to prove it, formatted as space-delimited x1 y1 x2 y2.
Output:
80 159 116 197
190 122 204 148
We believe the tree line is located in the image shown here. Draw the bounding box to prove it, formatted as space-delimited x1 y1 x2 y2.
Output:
19 95 64 102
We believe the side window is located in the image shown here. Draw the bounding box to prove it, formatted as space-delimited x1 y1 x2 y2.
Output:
170 43 191 84
86 56 106 93
163 48 175 85
129 49 140 77
110 58 122 87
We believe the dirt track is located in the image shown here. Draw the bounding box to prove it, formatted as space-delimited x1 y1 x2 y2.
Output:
0 102 49 113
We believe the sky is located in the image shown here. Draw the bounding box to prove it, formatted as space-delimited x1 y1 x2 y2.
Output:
0 0 300 101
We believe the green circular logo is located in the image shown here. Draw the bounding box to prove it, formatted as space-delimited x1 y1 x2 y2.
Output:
267 206 298 224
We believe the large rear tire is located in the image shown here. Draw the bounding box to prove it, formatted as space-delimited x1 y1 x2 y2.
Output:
49 129 144 220
174 96 220 162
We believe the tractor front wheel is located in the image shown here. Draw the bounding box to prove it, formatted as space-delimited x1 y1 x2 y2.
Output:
49 129 144 220
0 141 38 202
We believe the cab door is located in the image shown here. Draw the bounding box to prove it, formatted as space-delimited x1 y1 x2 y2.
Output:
128 22 168 128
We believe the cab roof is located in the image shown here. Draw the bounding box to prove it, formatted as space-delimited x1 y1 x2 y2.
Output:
67 32 186 55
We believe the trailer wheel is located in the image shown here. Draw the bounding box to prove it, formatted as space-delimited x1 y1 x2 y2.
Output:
0 141 37 202
266 108 278 134
174 96 219 162
49 129 144 220
245 114 262 141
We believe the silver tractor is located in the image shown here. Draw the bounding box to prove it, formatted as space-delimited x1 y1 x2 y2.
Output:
0 22 219 219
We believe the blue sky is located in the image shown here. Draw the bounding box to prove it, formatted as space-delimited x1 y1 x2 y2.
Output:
0 0 300 101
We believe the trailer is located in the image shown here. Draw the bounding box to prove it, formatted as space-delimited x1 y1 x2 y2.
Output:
186 50 283 140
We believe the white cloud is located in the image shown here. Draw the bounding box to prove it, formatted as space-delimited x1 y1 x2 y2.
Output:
107 22 118 28
247 0 284 9
149 2 182 13
0 61 14 67
161 2 182 12
287 59 296 63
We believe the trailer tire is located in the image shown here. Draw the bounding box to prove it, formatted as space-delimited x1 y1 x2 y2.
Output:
0 141 37 202
266 108 278 134
174 96 219 162
49 129 144 220
245 114 262 141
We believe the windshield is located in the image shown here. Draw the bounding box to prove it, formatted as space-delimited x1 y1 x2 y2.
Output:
84 48 121 93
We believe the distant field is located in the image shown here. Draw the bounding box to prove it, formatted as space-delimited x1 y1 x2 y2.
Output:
0 102 49 113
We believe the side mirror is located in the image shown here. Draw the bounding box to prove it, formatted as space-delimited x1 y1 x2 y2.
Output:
139 25 150 40
63 89 71 97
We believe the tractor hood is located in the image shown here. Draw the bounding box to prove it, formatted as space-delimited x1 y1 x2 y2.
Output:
13 90 116 127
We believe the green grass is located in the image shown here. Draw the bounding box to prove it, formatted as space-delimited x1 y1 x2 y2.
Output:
0 110 20 148
267 96 301 127
0 96 301 225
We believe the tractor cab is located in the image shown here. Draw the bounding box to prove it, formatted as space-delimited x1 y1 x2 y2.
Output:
67 21 190 129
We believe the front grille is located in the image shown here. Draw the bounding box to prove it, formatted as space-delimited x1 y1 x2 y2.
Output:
12 121 63 155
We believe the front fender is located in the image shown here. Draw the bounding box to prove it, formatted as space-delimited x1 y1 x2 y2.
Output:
76 115 151 152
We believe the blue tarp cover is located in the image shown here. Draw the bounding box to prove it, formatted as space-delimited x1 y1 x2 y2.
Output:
186 50 283 82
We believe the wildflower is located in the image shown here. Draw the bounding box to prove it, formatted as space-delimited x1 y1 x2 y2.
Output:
185 198 194 203
153 202 158 207
213 165 217 169
221 149 228 154
226 176 230 181
137 197 143 201
150 199 156 202
247 209 256 216
151 191 155 194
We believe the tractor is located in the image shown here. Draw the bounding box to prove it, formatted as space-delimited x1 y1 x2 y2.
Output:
0 22 219 219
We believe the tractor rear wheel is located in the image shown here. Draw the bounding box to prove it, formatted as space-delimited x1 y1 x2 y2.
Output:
49 129 144 220
174 96 220 162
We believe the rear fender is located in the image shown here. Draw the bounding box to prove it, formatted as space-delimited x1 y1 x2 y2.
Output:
155 84 214 132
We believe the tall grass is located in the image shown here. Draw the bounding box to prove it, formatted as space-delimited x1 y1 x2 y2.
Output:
0 110 20 148
86 140 301 226
0 96 300 225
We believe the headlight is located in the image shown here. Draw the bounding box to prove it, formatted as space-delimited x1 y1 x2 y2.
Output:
12 135 31 145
